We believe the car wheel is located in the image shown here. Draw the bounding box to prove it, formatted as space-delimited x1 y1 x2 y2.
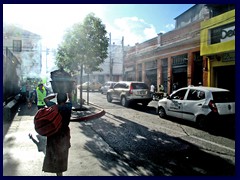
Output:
107 93 112 102
142 102 148 107
158 107 166 118
196 115 207 129
121 96 129 107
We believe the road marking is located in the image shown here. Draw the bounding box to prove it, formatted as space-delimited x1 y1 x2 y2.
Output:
190 135 235 153
155 125 235 153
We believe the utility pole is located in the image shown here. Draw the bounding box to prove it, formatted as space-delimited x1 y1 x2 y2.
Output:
109 33 112 81
121 36 124 80
46 48 49 85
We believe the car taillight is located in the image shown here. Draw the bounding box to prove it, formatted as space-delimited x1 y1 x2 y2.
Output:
129 84 133 94
208 100 218 113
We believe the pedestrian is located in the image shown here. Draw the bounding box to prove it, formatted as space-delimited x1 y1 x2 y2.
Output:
72 81 78 105
150 84 155 99
158 84 164 92
42 92 72 176
157 84 165 99
173 82 178 92
36 82 47 109
20 82 27 103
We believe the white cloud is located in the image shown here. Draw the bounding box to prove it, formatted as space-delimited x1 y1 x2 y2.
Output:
144 25 158 39
3 4 107 48
3 4 159 47
165 23 175 30
105 16 158 46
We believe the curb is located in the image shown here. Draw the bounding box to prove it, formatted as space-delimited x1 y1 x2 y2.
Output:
70 108 105 122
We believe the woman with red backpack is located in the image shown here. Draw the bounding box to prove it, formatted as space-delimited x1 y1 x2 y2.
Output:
42 92 72 176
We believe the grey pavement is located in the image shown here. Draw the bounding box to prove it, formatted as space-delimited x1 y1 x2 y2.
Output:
3 103 117 176
3 99 235 176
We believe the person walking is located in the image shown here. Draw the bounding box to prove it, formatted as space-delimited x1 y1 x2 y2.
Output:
42 92 72 176
36 82 47 109
20 82 27 103
150 84 155 99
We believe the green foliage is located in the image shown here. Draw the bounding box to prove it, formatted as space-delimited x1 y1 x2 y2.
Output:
56 13 109 73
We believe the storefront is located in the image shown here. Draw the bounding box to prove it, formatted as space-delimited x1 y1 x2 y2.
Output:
200 9 235 94
124 66 135 81
171 54 188 90
145 60 157 87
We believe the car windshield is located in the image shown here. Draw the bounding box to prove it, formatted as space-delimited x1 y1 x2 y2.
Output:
212 91 235 103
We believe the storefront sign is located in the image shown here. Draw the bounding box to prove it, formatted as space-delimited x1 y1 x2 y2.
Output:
221 26 235 42
222 52 235 62
211 22 235 44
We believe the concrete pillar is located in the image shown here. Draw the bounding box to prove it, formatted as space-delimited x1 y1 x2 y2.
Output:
157 59 162 90
167 57 173 95
187 52 194 86
203 56 209 86
142 62 146 83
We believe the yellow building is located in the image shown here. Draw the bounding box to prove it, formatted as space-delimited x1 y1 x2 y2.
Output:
200 9 235 94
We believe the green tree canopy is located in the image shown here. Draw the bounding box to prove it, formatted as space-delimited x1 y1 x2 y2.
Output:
56 13 109 74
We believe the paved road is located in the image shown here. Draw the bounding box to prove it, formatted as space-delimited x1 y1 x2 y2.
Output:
3 93 235 176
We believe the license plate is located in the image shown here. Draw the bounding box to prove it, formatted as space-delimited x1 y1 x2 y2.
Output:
139 91 145 95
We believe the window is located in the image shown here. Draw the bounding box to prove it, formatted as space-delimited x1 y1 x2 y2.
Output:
187 89 205 100
171 89 187 100
114 83 126 88
13 40 22 52
131 83 148 89
212 91 234 103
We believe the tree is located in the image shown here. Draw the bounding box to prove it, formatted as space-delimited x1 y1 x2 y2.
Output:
56 13 109 107
56 13 109 73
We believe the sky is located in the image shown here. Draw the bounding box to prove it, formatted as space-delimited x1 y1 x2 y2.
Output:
3 4 195 48
3 4 194 75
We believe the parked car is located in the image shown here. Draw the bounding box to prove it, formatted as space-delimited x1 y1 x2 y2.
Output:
78 82 102 91
100 81 117 94
106 81 152 107
157 86 235 128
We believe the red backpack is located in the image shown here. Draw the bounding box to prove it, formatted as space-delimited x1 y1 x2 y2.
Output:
34 105 62 136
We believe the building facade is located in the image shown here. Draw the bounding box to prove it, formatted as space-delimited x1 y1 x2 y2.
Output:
3 24 42 82
200 5 235 94
124 4 209 94
79 43 131 84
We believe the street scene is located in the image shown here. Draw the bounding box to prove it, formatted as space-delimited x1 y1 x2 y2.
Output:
3 91 235 176
3 4 236 177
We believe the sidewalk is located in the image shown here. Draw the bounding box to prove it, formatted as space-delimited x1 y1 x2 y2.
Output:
3 102 110 176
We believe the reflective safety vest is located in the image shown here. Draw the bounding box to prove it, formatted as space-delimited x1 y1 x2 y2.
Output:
36 87 47 106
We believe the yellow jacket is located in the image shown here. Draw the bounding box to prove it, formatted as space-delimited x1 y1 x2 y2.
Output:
36 86 47 106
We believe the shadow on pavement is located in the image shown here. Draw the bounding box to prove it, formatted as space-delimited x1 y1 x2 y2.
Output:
29 133 47 154
17 103 38 116
78 114 235 176
3 103 38 138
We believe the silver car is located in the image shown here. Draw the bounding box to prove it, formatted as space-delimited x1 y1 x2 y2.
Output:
100 81 116 94
157 86 235 128
107 81 152 107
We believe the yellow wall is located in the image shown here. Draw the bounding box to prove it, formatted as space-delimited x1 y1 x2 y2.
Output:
200 10 235 56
